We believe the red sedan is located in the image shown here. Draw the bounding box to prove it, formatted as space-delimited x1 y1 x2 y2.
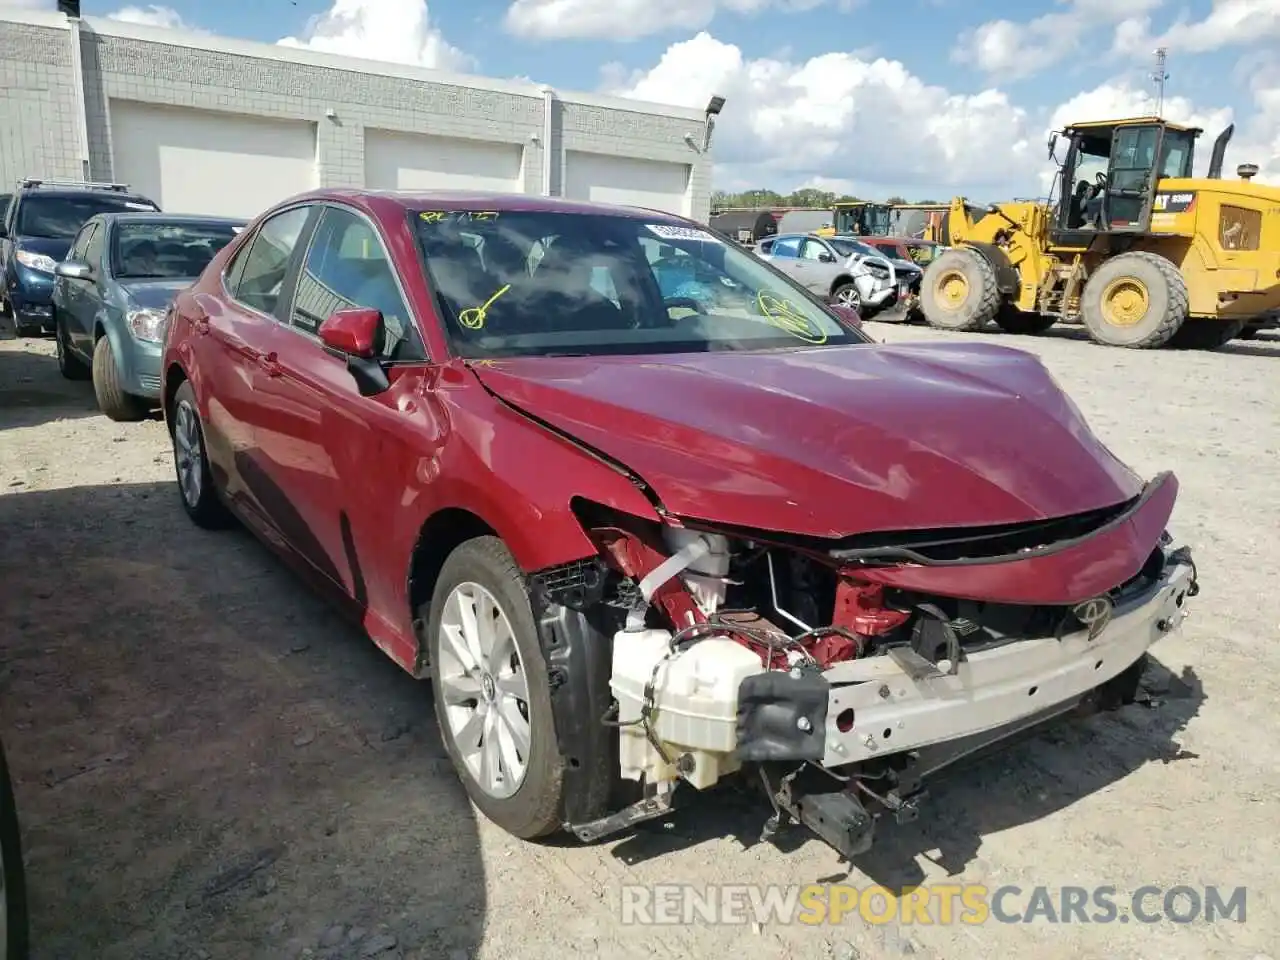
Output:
160 189 1198 857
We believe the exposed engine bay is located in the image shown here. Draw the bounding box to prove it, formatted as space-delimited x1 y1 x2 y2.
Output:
529 493 1199 860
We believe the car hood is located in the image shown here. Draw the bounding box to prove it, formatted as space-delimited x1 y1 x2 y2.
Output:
118 278 192 309
16 236 73 260
469 342 1145 538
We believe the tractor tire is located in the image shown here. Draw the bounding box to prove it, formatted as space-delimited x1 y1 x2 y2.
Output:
1237 325 1259 340
1080 252 1188 348
1167 318 1247 350
994 303 1056 335
919 247 1002 331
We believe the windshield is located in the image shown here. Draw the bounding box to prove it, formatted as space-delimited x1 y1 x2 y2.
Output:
827 237 883 260
111 220 241 280
17 194 159 240
413 209 868 359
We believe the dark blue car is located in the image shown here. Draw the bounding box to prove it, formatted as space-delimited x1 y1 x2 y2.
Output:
52 212 245 420
0 178 160 336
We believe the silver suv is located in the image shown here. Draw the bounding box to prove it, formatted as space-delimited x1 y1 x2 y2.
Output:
754 232 907 318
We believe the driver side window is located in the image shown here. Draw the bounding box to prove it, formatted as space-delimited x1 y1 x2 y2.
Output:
800 239 830 261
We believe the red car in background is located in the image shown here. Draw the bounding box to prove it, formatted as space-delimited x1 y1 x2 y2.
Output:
159 189 1198 858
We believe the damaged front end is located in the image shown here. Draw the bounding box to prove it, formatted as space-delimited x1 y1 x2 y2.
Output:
530 476 1199 860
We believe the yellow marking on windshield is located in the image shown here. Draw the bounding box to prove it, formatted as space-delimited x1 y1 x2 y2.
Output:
756 291 828 344
419 211 500 223
458 284 511 330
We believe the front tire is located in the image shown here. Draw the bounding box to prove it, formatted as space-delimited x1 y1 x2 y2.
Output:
1080 252 1187 348
920 247 1002 331
92 336 148 421
170 380 232 529
0 737 31 960
831 281 861 313
427 536 564 840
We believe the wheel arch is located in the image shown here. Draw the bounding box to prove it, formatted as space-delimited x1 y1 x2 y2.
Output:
162 360 189 427
829 273 856 295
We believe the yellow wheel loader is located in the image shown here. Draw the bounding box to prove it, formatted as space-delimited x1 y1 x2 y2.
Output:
817 201 893 237
918 117 1280 349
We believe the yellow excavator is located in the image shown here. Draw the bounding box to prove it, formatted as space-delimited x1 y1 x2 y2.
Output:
917 117 1280 348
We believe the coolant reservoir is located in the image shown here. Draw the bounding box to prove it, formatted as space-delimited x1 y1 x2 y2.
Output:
662 529 730 615
611 629 765 791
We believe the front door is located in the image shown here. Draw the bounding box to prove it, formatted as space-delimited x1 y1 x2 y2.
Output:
258 203 436 631
798 237 838 295
1106 124 1161 231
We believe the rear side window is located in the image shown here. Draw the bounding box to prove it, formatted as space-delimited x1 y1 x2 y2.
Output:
228 206 311 316
770 236 801 258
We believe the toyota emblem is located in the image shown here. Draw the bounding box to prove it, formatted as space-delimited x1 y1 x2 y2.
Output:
1072 596 1114 640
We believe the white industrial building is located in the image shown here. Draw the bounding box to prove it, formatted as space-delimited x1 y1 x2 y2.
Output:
0 7 716 221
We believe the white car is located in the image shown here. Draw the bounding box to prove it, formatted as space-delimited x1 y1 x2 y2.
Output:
754 232 904 317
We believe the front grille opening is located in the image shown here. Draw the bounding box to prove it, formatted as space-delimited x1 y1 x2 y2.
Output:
831 496 1138 563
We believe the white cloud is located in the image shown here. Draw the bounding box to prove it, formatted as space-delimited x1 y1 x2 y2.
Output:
1155 0 1280 53
278 0 473 73
605 31 1280 196
953 0 1163 79
605 32 1038 196
503 0 836 42
105 5 189 29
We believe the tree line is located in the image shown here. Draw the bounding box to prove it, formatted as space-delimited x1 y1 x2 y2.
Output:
711 188 941 209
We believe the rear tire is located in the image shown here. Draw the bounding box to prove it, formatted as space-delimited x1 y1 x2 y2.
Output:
1167 318 1246 350
170 380 232 530
920 246 1001 331
92 336 148 421
994 303 1056 335
1080 252 1187 348
0 737 31 960
54 310 90 381
426 536 564 840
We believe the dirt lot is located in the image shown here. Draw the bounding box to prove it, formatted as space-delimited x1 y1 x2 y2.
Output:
1 320 1277 960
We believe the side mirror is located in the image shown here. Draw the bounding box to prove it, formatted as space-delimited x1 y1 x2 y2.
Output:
1047 132 1059 161
319 307 390 396
56 260 93 280
818 252 837 263
830 303 862 328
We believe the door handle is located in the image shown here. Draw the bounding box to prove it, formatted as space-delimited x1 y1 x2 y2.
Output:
259 351 283 377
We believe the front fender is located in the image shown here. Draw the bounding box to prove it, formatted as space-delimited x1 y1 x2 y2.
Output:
402 374 663 576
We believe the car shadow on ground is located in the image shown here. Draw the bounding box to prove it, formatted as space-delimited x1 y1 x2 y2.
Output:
607 658 1204 889
0 341 104 432
0 482 486 960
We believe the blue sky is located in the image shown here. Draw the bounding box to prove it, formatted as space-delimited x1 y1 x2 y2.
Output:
66 0 1280 197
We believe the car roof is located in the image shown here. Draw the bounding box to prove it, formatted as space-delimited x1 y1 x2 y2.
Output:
95 212 245 225
17 187 156 204
278 188 695 225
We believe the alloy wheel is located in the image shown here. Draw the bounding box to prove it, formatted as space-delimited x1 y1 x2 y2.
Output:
837 287 861 309
172 400 203 508
437 582 532 799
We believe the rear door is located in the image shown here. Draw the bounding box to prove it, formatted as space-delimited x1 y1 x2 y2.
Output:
199 203 317 541
763 235 804 282
55 220 96 351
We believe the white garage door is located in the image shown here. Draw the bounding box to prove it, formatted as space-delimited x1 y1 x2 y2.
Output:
109 100 319 218
364 130 525 193
564 151 691 216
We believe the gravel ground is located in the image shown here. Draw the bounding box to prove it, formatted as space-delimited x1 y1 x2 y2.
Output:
1 318 1277 960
